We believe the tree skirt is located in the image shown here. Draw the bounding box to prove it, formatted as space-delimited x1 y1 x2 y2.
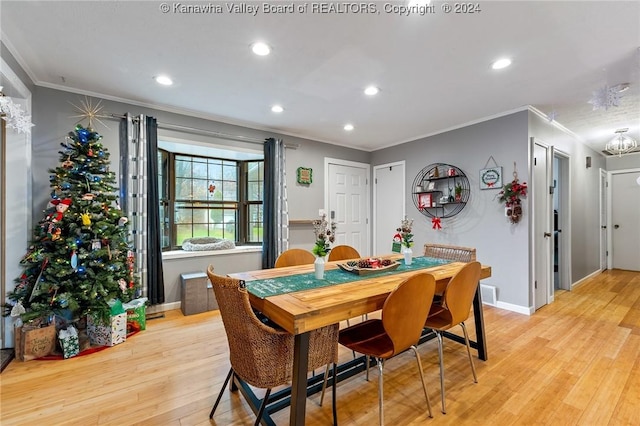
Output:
181 237 236 251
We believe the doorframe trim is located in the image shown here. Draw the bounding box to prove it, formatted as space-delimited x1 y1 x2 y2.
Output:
372 161 406 256
324 157 371 255
606 167 640 270
599 168 608 271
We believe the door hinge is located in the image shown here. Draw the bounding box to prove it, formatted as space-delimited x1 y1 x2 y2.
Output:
366 178 369 185
606 250 608 256
534 158 537 166
366 218 369 224
374 178 377 184
534 280 537 289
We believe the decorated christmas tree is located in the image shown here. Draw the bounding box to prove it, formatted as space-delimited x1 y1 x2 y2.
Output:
6 124 138 324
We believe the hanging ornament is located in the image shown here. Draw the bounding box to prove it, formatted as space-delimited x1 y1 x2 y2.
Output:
91 239 102 251
81 193 95 201
431 216 442 230
118 217 128 227
107 244 112 260
81 212 92 226
118 279 127 292
70 250 78 270
87 147 94 156
29 258 49 302
208 183 216 193
61 156 74 169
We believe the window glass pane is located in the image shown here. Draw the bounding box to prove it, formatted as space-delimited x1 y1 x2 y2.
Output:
175 158 192 178
175 178 192 199
192 180 208 200
175 224 192 246
248 204 263 242
247 162 260 180
174 203 192 224
192 160 207 179
222 162 237 181
223 181 238 201
247 182 263 202
159 202 170 249
208 161 222 181
193 224 209 238
192 207 207 224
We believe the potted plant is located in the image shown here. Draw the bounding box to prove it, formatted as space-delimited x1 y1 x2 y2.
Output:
455 184 463 202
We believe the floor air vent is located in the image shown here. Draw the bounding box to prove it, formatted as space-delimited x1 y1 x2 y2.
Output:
480 284 497 306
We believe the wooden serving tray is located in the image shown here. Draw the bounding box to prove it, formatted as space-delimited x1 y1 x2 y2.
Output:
337 260 401 275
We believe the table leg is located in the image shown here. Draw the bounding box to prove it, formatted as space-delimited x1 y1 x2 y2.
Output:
472 283 488 360
291 331 310 426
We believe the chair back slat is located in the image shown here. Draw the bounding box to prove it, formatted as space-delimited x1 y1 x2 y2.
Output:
382 273 436 356
443 261 482 325
423 243 476 262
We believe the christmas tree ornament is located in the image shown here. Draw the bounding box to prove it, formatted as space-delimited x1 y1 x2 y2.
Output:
118 217 128 227
81 212 92 226
70 250 78 270
61 156 74 169
87 147 94 156
91 239 102 251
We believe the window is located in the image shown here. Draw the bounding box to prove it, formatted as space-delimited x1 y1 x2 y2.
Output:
158 149 263 250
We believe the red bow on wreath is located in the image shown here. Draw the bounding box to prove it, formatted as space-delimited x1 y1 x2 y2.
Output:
431 217 442 230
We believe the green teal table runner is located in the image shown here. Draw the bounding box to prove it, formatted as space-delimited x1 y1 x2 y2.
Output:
246 256 452 298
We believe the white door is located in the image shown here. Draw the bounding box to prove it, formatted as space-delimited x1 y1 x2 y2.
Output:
327 160 370 257
373 162 405 255
533 141 553 310
600 169 608 270
610 170 640 271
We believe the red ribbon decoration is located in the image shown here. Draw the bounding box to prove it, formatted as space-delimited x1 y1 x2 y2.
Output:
432 217 442 230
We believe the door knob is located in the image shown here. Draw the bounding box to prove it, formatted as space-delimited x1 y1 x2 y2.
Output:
601 226 607 229
544 232 552 238
614 224 620 229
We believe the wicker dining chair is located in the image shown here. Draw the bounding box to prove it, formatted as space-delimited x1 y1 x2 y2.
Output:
338 273 437 426
274 248 316 268
423 243 476 263
424 261 482 414
206 265 339 426
327 245 361 262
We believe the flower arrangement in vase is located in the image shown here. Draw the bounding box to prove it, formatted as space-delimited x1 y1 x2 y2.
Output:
311 214 336 279
312 214 336 257
455 184 463 202
397 217 414 265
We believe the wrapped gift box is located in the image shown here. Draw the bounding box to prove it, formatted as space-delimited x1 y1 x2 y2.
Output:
58 326 80 359
123 297 148 333
87 312 127 347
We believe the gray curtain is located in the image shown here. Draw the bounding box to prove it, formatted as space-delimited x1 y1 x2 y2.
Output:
262 138 289 268
119 114 165 304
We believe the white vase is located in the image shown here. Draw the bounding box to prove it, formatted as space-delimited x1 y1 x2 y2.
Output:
403 246 413 266
314 256 325 279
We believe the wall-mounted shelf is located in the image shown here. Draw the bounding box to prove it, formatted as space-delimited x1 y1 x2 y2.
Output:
288 219 315 225
411 163 470 219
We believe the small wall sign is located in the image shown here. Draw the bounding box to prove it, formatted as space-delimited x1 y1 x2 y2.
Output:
480 166 502 189
296 167 312 185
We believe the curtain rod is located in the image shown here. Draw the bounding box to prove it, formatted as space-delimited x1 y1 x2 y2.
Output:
107 113 299 148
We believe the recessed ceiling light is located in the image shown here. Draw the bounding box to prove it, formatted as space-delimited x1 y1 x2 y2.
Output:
491 58 512 70
344 124 354 131
251 42 271 56
271 105 284 113
615 83 631 93
364 86 379 96
154 75 173 86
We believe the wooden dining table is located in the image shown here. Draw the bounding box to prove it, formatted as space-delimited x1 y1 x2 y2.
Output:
229 256 492 426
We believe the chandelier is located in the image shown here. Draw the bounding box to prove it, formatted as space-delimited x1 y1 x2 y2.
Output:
606 129 637 157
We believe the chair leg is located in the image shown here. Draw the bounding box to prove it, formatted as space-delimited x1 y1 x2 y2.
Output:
460 322 478 383
435 330 446 414
377 358 384 426
254 388 272 426
319 363 331 406
410 345 433 418
210 368 233 419
332 363 338 426
366 355 371 381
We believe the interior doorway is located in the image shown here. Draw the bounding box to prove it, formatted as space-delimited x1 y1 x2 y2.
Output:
373 161 405 255
608 169 640 271
553 151 571 291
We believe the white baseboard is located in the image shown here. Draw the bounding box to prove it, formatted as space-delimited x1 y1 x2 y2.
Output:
495 300 534 316
147 301 181 314
571 269 602 289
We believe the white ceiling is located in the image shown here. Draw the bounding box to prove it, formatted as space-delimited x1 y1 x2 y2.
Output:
2 1 639 154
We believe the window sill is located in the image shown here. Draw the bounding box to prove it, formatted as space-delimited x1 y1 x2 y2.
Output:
162 246 262 260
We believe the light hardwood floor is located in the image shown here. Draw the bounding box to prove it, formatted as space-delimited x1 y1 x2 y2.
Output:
1 269 639 425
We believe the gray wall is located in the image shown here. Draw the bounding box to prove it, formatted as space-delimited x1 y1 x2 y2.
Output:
30 86 370 304
528 111 606 283
372 111 531 307
606 152 640 171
